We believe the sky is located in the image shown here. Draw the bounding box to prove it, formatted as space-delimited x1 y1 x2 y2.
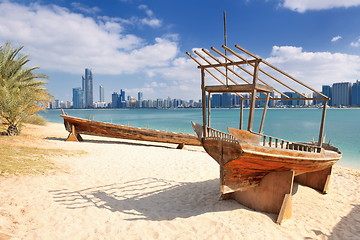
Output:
1 0 360 102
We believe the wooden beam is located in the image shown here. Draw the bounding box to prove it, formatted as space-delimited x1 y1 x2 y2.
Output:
194 50 239 85
201 48 251 84
223 45 307 98
248 61 259 132
201 68 207 137
318 100 327 146
234 45 329 99
259 92 270 134
197 59 260 69
211 46 289 99
205 84 273 93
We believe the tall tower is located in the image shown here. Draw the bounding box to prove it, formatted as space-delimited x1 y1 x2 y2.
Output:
332 82 351 107
83 68 93 108
99 85 104 102
72 87 84 109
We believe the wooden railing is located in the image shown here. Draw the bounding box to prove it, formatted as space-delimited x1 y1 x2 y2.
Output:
206 127 237 141
259 134 321 153
205 126 321 153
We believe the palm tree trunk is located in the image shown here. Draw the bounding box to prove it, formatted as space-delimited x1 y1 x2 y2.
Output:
7 123 19 136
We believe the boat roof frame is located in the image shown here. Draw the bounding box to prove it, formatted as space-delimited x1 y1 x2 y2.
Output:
186 45 328 147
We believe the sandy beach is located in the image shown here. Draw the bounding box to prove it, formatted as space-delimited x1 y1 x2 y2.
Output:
0 123 359 240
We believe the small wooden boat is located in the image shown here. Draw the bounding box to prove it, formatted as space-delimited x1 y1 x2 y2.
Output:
187 45 342 223
61 113 201 148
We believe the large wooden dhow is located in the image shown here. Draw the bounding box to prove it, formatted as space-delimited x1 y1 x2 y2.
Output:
187 45 341 223
61 113 201 148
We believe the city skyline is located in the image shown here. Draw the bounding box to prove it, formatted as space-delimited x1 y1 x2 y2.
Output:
59 70 360 109
2 1 360 102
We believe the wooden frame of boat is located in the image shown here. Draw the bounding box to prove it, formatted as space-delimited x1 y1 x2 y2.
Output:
187 45 341 224
61 112 201 149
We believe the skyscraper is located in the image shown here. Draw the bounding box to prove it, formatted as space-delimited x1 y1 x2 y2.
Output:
72 87 84 109
99 85 104 102
138 92 143 108
111 92 119 108
83 68 93 108
322 85 332 106
351 80 360 106
332 82 351 107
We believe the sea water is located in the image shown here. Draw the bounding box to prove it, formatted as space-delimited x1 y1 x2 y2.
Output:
39 108 360 169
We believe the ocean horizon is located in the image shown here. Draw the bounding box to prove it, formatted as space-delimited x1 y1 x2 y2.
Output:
39 108 360 169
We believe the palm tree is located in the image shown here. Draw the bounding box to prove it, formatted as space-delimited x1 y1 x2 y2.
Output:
0 42 52 135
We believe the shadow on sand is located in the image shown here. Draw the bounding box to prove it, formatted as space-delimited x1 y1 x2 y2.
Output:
49 177 277 221
304 204 360 239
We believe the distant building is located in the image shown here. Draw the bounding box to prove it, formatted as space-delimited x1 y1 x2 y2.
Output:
351 80 360 106
332 82 351 107
99 85 104 102
111 92 119 108
281 92 293 106
82 68 93 108
73 87 84 109
211 94 222 108
222 93 232 108
322 85 332 106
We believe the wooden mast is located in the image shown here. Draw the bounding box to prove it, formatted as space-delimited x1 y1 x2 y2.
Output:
201 68 207 137
318 100 328 146
248 61 260 132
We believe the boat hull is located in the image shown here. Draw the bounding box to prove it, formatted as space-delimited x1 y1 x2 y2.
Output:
61 115 201 146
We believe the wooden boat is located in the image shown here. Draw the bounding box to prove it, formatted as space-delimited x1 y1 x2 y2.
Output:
187 45 342 223
61 113 201 148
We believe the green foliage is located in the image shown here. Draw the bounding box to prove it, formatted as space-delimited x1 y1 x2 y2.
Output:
0 42 53 135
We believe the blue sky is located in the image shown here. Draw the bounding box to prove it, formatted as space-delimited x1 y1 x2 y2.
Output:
2 0 360 102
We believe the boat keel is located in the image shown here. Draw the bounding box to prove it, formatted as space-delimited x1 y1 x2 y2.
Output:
66 125 84 142
228 170 294 224
294 166 332 193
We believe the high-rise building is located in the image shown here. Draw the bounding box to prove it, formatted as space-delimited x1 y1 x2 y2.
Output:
211 94 222 108
332 82 351 107
111 92 119 108
351 80 360 106
222 93 232 108
73 87 84 109
82 68 93 108
322 85 332 106
99 85 104 102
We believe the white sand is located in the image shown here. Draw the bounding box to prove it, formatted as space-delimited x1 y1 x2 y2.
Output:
0 123 359 240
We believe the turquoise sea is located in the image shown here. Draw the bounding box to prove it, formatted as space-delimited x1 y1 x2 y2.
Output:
39 108 360 169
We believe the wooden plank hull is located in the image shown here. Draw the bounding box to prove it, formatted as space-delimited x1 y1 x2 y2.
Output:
61 115 201 146
192 123 341 194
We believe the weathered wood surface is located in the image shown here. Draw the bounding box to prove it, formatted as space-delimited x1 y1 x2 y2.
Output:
231 171 294 224
294 166 333 193
62 115 201 146
192 123 341 194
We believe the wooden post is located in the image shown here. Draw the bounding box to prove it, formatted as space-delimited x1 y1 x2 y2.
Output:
259 92 270 134
208 92 211 128
248 61 259 132
201 68 207 137
66 125 83 142
239 98 243 129
318 100 327 146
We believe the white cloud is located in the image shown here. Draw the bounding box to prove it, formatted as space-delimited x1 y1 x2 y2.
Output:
331 36 342 42
71 2 101 15
0 1 175 75
350 37 360 47
137 4 162 27
266 46 360 92
280 0 360 13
